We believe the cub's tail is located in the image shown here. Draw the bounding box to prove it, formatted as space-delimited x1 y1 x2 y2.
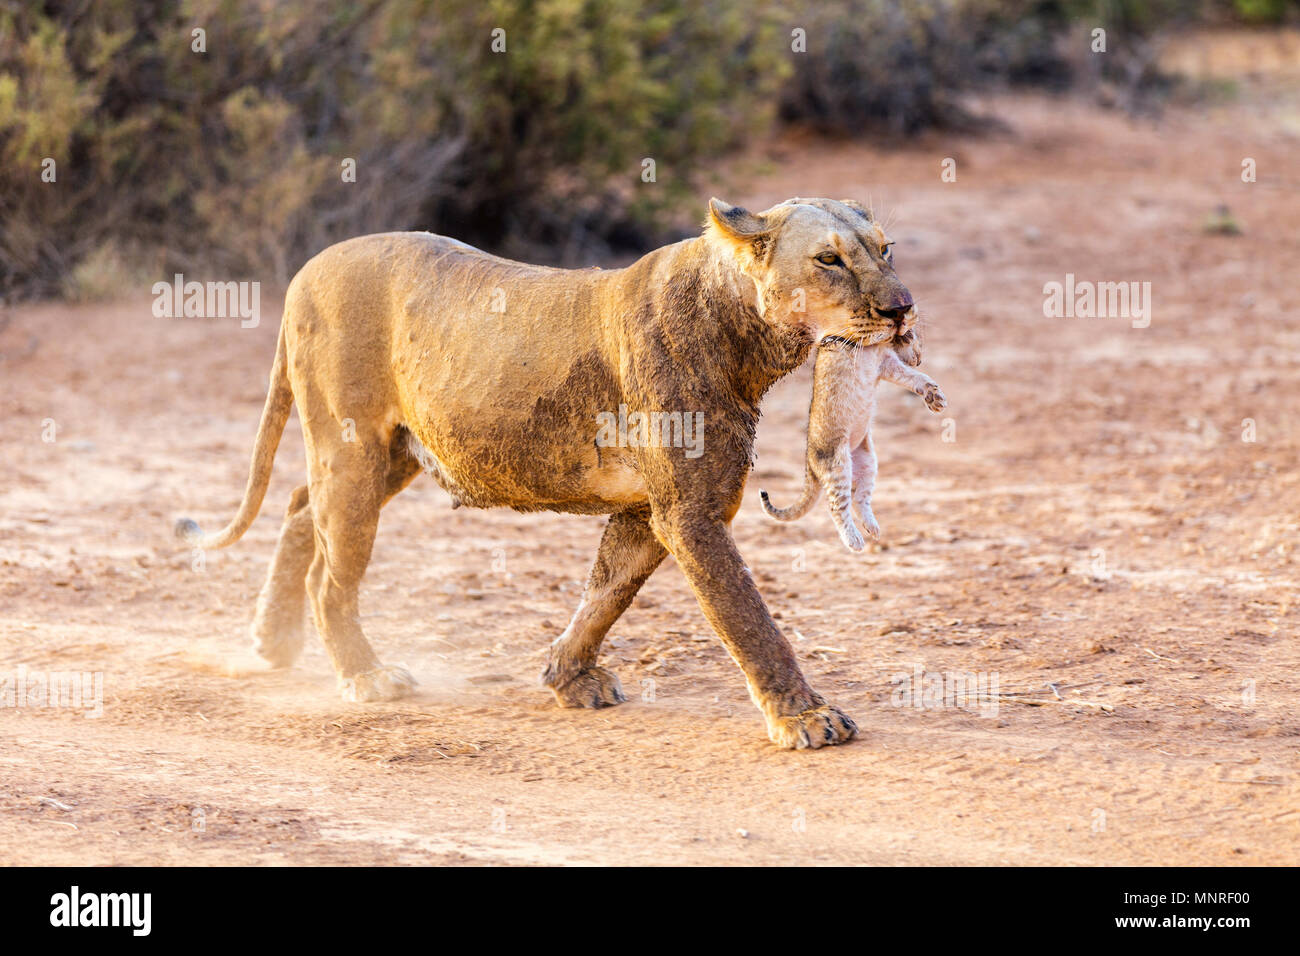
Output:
760 466 821 521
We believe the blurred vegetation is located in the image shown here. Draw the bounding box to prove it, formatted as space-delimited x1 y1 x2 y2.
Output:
779 0 1246 135
0 0 1290 300
1232 0 1299 22
0 0 787 297
780 1 1070 134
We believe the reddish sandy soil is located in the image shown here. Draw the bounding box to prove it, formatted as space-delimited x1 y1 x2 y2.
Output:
2 75 1298 865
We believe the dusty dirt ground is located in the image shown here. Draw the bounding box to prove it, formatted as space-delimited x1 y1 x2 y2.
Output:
3 74 1299 865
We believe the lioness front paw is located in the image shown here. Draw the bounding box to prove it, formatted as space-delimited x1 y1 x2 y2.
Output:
546 665 627 709
340 664 416 702
921 383 946 412
767 703 859 750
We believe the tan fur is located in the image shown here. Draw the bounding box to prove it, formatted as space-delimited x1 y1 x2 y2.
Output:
175 197 920 749
762 340 946 551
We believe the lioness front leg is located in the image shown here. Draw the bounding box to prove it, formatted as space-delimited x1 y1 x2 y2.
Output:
650 508 857 749
543 507 666 708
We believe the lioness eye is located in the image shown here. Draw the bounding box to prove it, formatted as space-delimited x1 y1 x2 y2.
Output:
815 252 843 267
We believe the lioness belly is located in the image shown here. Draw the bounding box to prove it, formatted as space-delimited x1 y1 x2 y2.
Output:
397 346 641 513
406 427 647 514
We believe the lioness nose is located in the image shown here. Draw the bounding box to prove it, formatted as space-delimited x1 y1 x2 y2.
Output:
883 288 914 312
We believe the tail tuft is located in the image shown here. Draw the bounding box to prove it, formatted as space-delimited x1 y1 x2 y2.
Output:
174 517 203 542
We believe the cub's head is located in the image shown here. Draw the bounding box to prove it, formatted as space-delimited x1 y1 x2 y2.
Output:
705 196 917 346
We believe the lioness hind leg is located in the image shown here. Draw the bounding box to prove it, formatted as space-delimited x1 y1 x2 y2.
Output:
251 439 422 670
543 507 666 708
251 484 314 667
304 436 414 703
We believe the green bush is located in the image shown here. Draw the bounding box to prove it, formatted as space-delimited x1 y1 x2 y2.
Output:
779 1 981 134
1231 0 1297 23
777 0 1218 136
0 0 1268 301
0 0 787 298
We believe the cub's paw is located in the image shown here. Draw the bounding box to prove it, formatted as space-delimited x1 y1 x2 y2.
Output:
921 382 947 412
767 703 859 750
546 665 627 709
893 330 922 367
341 664 416 703
856 505 881 539
836 521 867 553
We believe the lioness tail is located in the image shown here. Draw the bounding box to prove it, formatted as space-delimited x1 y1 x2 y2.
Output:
174 321 293 550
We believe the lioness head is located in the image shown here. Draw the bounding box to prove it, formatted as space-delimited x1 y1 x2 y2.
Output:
706 196 917 346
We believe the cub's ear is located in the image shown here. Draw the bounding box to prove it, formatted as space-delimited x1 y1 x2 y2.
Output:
706 198 770 239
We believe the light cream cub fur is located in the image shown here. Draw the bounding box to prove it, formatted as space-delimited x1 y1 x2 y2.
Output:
761 333 945 551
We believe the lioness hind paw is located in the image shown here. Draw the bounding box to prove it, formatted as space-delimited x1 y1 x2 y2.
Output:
547 665 627 709
341 664 416 703
767 704 858 750
250 616 306 669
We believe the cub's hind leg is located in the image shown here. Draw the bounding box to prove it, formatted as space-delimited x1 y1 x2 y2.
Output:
813 444 865 553
850 435 881 539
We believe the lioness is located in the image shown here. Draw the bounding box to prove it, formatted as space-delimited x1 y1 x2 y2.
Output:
176 197 920 749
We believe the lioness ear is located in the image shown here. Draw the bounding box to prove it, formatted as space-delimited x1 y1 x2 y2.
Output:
707 198 770 238
838 198 873 221
706 198 775 269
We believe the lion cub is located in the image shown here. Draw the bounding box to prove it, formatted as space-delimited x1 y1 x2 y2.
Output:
761 333 945 552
